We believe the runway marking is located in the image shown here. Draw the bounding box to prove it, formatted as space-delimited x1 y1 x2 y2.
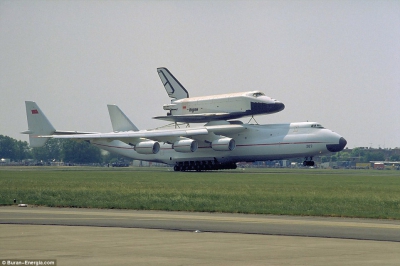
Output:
1 208 400 230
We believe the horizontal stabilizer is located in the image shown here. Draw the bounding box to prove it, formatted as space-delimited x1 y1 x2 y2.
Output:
23 101 98 147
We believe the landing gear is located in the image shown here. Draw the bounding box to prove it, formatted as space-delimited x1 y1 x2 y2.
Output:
303 157 315 167
173 160 237 172
303 161 315 167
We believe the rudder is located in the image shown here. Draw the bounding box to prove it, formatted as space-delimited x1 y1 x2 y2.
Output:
157 67 189 100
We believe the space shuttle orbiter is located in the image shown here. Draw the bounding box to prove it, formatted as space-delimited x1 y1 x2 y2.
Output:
154 67 285 123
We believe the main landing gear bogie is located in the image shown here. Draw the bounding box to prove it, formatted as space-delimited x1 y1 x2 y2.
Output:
173 161 237 172
303 157 315 167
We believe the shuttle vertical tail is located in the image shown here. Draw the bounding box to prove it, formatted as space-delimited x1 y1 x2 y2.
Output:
22 101 56 147
157 67 189 100
107 104 139 132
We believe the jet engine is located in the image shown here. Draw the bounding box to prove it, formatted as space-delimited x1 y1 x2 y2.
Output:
134 141 160 154
173 139 198 153
211 138 236 151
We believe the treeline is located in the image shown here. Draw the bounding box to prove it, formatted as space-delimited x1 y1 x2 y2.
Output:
1 134 399 164
321 147 400 163
0 135 121 164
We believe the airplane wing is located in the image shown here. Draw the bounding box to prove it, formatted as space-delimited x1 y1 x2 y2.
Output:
41 124 246 148
53 130 99 135
21 129 98 135
42 128 209 145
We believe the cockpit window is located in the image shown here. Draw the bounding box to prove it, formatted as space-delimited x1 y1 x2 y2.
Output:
252 92 265 97
311 124 324 128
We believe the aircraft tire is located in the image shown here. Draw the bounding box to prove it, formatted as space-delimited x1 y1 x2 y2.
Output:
303 161 315 167
174 161 238 171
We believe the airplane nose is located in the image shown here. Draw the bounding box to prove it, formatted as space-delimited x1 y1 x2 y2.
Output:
326 137 347 152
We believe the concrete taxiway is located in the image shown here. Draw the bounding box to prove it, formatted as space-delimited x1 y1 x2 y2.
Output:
1 206 400 265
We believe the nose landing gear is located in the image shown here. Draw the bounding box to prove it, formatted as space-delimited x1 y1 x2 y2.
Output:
303 157 315 167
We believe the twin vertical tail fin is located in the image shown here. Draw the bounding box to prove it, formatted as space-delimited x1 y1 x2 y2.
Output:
107 105 139 132
157 67 189 100
22 101 138 147
22 101 56 147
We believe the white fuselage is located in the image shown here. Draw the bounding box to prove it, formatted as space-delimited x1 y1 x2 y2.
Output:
157 91 285 122
90 122 344 165
167 91 278 114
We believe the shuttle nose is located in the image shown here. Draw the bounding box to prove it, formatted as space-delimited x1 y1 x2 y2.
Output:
250 101 285 114
275 102 285 112
326 137 347 152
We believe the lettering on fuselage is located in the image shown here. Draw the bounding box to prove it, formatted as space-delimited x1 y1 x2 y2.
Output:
189 108 198 113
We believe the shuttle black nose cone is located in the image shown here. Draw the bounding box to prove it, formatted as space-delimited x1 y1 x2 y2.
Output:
326 137 347 152
250 102 285 114
275 102 285 112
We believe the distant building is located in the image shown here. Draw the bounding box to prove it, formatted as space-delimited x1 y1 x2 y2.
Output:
0 158 11 164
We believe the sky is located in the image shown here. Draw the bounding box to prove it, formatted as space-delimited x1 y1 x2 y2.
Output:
1 0 399 149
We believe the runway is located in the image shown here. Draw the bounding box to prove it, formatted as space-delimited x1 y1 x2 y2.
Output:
1 206 400 241
1 206 400 265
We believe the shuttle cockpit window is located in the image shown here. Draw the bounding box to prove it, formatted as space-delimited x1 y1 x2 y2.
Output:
252 92 265 98
311 124 324 129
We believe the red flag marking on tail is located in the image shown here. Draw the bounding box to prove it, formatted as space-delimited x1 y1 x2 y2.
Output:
31 110 39 114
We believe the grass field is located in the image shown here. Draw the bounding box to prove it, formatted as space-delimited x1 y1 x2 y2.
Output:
1 166 399 219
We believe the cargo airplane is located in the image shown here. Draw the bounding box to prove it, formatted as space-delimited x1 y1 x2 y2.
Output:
154 67 285 123
23 101 347 171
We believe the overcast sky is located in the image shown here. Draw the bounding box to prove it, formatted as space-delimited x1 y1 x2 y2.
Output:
1 0 399 149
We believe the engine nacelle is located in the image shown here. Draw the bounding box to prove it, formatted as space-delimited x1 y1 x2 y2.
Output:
211 138 236 151
173 139 198 153
134 141 160 154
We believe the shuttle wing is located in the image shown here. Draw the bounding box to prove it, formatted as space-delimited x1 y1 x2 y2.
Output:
153 112 249 123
